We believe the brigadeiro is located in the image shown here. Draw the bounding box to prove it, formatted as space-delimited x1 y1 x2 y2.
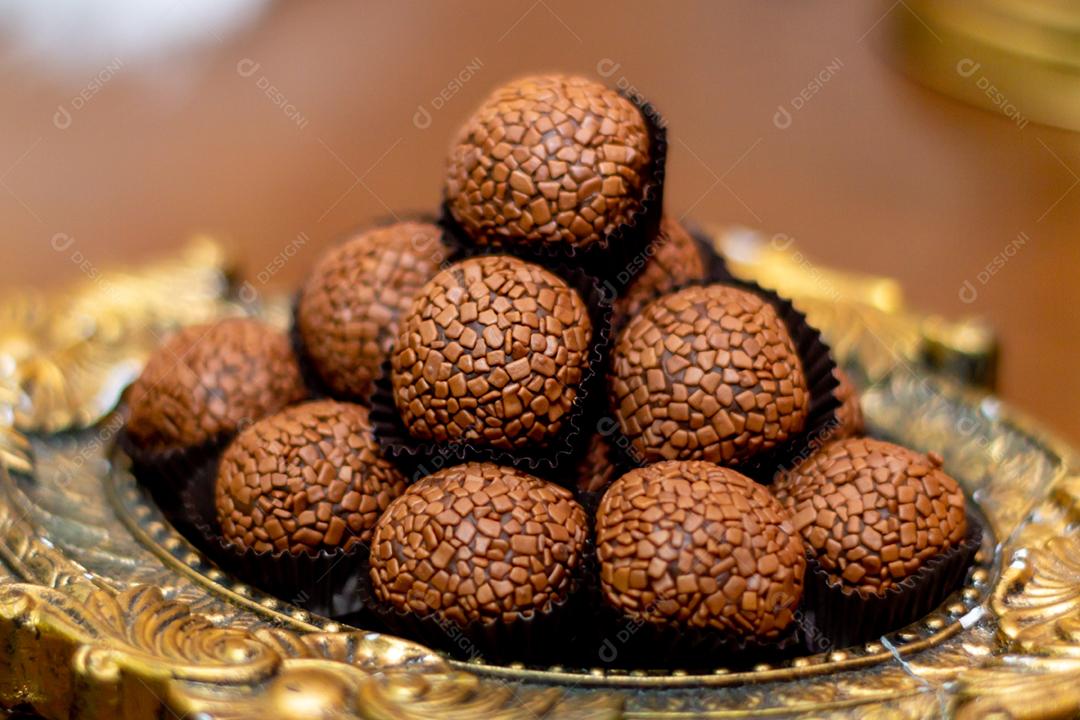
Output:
176 399 404 616
611 216 708 329
214 399 406 554
389 255 592 451
572 433 619 513
829 367 864 440
295 221 448 400
121 318 306 506
368 462 588 660
594 460 805 660
443 73 665 274
609 284 810 467
773 437 977 646
575 433 618 495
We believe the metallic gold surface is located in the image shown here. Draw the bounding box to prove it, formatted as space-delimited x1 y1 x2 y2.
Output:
0 237 234 435
0 233 1077 717
898 0 1080 132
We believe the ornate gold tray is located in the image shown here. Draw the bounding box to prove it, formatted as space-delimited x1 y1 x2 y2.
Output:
1 231 1078 719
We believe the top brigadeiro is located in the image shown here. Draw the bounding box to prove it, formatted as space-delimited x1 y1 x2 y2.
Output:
445 74 652 253
296 221 448 400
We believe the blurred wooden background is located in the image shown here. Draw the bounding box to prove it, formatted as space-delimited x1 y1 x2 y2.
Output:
1 0 1077 442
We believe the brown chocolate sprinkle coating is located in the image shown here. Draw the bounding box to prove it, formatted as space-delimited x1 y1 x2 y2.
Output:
609 284 809 466
126 318 305 452
596 460 805 638
391 255 591 449
446 74 650 251
215 400 406 554
369 462 588 625
831 367 864 440
297 221 445 399
575 433 619 495
613 217 707 327
773 437 968 595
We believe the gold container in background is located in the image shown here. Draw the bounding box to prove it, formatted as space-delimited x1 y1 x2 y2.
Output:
898 0 1080 131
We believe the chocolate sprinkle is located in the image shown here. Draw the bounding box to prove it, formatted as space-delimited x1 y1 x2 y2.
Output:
215 399 406 554
125 318 305 452
773 437 968 595
369 462 588 625
296 221 446 399
609 284 810 466
391 255 592 449
446 74 651 251
596 460 805 639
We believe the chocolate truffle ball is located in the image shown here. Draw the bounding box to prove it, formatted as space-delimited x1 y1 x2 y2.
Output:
126 318 305 453
215 400 406 554
369 462 588 625
446 74 651 251
296 221 446 399
613 217 707 327
391 255 592 449
574 433 619 495
830 367 864 440
609 284 809 466
773 438 968 595
596 460 805 638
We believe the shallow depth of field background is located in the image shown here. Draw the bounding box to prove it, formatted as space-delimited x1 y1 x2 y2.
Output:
0 0 1077 441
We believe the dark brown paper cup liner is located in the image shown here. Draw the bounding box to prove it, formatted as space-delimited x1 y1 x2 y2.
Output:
601 221 731 338
370 264 611 485
587 603 806 670
571 435 620 517
686 221 732 284
289 293 337 402
801 513 983 650
438 92 667 285
365 535 592 665
117 427 229 541
178 452 371 618
366 580 585 666
605 277 841 486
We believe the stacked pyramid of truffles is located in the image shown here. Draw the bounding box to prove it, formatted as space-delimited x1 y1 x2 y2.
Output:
121 74 977 665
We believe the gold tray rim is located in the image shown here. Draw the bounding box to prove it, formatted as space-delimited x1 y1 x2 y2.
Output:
102 407 999 689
